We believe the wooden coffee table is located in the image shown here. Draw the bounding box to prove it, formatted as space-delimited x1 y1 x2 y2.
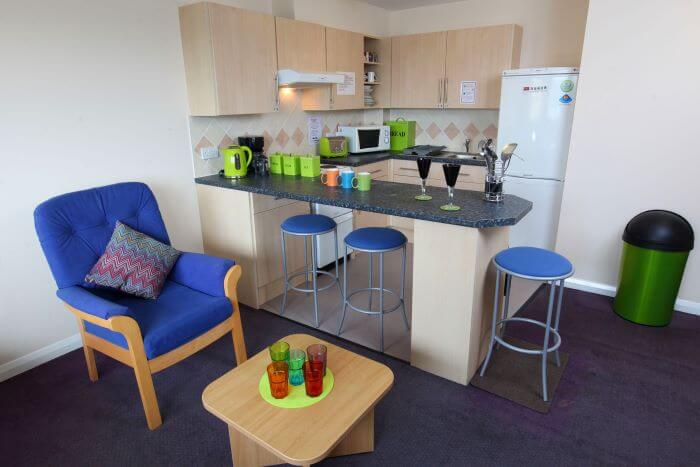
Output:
202 334 394 466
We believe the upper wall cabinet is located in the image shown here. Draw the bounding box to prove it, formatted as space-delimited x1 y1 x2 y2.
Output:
391 32 447 109
391 25 521 109
276 17 326 72
444 25 522 109
179 2 278 116
302 27 364 111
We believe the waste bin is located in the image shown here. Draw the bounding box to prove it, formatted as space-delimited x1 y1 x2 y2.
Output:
614 210 694 326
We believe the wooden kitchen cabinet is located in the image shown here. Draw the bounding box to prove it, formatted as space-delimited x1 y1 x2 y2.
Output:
302 27 364 110
444 24 522 109
179 2 278 116
353 160 390 228
390 32 447 108
276 17 326 72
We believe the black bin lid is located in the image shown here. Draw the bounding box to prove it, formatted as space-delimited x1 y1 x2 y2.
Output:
623 210 694 252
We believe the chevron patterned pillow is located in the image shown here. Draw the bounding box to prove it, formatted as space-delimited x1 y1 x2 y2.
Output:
85 221 181 299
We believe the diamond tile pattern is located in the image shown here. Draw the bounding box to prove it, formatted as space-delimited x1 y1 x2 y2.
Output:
275 129 289 148
464 123 480 140
415 122 423 138
443 122 460 140
194 136 213 154
292 127 304 146
426 122 441 139
483 124 498 140
219 134 235 148
263 131 273 152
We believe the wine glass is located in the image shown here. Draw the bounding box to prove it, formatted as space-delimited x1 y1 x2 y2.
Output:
415 157 432 200
440 163 461 211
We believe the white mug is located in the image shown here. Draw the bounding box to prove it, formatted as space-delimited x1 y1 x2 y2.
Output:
366 71 376 83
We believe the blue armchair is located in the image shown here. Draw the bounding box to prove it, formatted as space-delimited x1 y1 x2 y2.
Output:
34 182 247 430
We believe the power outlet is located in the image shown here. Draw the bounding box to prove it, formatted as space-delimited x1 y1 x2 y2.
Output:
200 146 219 160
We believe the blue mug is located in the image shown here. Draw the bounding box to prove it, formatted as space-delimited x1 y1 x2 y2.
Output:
339 170 357 189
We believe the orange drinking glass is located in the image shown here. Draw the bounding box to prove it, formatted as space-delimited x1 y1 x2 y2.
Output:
267 362 289 399
303 361 323 397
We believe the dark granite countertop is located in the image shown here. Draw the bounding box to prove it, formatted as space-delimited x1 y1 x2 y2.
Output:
195 174 531 228
320 151 487 167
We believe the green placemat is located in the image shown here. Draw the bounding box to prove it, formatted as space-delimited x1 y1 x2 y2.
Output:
259 368 334 408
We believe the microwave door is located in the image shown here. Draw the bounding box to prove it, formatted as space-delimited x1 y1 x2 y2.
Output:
358 129 380 150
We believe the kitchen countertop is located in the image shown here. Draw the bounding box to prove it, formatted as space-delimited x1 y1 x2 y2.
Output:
320 151 487 167
195 174 531 228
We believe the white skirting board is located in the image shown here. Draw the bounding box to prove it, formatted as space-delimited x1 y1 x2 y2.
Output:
0 333 81 383
565 277 700 317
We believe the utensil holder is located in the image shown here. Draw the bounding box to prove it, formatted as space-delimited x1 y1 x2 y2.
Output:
484 174 504 202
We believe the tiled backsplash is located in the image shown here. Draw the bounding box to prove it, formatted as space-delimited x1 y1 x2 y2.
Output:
188 91 499 177
388 109 499 152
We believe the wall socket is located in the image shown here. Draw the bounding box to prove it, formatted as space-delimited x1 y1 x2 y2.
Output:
200 146 219 160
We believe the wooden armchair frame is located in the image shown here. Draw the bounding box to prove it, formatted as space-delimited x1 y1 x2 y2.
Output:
65 264 248 430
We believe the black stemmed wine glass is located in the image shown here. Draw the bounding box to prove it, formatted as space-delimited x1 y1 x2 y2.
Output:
440 163 461 211
415 157 432 200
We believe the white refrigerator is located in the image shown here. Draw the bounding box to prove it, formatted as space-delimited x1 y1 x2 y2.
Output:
497 67 579 250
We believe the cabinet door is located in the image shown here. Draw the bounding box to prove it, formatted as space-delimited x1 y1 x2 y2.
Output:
354 210 388 229
254 202 310 288
391 32 447 108
276 17 326 72
444 25 522 109
209 4 278 115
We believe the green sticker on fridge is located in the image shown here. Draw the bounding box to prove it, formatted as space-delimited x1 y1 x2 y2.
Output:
385 118 416 151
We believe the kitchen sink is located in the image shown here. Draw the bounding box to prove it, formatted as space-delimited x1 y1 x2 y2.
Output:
442 153 483 161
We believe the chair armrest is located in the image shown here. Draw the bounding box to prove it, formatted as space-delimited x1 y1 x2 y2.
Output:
169 252 236 297
56 286 129 320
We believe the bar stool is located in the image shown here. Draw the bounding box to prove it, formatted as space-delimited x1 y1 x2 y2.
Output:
479 246 574 402
337 227 410 352
280 214 342 328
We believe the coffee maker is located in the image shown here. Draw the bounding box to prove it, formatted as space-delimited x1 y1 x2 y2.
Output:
238 136 268 176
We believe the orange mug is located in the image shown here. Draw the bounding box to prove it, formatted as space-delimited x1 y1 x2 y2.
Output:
320 167 340 187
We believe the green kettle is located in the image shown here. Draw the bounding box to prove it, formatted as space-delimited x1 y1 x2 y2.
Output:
221 145 253 178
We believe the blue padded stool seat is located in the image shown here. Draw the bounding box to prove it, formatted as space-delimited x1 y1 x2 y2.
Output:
281 214 336 235
345 227 407 251
494 246 573 278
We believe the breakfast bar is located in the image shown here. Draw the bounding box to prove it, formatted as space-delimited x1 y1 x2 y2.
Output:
195 174 531 385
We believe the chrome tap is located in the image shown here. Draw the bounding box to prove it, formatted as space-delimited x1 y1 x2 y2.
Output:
464 139 471 154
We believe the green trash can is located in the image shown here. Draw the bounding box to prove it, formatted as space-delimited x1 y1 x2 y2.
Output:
614 210 694 326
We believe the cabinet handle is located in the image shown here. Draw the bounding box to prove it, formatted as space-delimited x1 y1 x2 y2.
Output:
443 77 448 107
369 169 383 175
437 78 443 108
273 73 280 111
399 167 418 172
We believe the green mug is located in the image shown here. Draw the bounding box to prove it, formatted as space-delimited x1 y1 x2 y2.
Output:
355 172 371 191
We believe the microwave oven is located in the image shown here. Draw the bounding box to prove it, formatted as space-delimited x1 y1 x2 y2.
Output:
336 125 390 154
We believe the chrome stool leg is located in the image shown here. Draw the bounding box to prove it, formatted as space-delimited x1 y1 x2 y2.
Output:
379 251 384 352
280 229 289 316
553 279 565 367
498 274 512 348
541 281 557 402
334 229 343 299
480 269 501 378
400 244 410 331
304 235 309 290
338 244 349 336
368 252 373 311
311 237 320 328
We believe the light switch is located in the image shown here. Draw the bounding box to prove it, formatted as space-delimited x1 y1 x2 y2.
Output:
200 146 219 160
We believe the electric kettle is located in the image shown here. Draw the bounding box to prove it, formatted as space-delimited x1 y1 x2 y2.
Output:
221 145 253 178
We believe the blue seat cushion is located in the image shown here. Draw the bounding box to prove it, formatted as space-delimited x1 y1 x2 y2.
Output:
494 246 573 278
84 280 232 359
281 214 336 234
345 227 407 251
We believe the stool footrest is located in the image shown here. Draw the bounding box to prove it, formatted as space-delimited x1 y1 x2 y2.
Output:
494 317 561 355
286 269 339 294
345 288 404 316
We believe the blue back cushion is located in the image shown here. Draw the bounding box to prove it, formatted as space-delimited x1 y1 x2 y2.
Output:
34 182 170 289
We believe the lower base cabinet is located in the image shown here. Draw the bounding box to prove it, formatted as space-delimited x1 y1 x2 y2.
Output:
196 185 310 309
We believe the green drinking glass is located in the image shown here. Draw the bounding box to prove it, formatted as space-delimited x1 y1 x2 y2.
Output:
268 341 290 363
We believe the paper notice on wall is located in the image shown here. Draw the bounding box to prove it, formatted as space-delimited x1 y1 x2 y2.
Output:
307 115 323 145
460 80 477 104
336 72 356 96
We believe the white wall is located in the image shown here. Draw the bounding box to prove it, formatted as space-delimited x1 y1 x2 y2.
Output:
389 0 589 68
294 0 390 36
557 0 700 303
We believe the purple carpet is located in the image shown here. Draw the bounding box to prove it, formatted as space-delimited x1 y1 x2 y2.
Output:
2 287 699 466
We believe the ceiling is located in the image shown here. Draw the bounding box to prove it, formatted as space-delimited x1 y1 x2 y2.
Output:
362 0 467 11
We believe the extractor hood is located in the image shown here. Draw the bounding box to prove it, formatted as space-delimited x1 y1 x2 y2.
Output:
277 69 345 88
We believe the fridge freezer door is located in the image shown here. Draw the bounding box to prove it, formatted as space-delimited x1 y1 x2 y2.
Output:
505 176 564 250
497 73 578 180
